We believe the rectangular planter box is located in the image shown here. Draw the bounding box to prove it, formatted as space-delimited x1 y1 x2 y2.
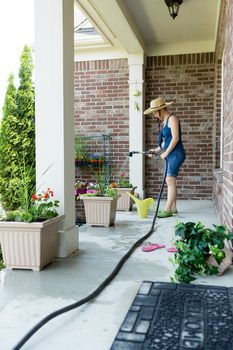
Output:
117 187 135 211
0 215 64 271
80 195 119 227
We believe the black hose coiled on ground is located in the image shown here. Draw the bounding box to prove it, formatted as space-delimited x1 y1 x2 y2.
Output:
12 159 168 350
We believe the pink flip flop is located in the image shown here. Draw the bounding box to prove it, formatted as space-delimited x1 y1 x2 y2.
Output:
141 243 165 252
167 247 178 253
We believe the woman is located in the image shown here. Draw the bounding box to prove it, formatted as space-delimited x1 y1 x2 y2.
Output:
144 97 186 218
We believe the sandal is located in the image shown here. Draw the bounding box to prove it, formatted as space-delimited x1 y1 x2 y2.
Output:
167 247 178 253
157 210 173 218
141 242 165 252
158 209 177 215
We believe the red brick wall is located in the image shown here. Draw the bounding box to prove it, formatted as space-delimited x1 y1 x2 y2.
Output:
74 59 129 223
212 0 226 224
216 0 233 230
74 55 216 201
74 59 129 184
145 53 215 199
213 59 222 169
212 58 223 225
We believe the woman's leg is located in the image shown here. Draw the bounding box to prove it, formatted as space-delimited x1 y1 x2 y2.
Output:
170 199 177 213
164 176 177 212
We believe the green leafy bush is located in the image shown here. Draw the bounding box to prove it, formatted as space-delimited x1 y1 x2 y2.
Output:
0 74 18 209
0 46 35 211
172 221 233 284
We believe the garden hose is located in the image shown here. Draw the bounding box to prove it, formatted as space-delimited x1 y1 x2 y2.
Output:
12 155 168 350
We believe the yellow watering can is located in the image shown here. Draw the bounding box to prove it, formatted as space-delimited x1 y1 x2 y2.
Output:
126 192 155 218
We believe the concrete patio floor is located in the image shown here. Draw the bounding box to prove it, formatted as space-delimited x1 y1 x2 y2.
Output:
1 200 233 350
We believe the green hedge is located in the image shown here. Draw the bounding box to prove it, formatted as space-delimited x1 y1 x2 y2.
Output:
0 46 35 210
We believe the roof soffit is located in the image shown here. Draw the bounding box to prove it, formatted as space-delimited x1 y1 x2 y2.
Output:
75 0 145 53
75 0 222 56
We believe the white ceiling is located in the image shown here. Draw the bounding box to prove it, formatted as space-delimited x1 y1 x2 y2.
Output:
124 0 220 44
75 0 222 56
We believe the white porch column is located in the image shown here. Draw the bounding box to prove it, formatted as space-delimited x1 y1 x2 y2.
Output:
128 54 146 198
34 0 79 257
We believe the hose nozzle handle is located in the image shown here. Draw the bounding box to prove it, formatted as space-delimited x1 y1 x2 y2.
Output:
128 151 140 157
128 151 150 157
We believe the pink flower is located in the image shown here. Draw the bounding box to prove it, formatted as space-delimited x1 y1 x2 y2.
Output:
48 188 54 197
86 189 97 194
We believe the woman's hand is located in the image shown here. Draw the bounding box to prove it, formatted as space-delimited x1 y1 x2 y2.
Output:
148 147 161 154
147 147 161 158
154 146 161 154
160 152 167 160
146 149 154 159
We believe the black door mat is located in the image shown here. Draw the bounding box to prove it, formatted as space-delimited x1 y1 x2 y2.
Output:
110 281 233 350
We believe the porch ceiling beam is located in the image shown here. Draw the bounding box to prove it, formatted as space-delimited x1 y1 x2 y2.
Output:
75 0 145 53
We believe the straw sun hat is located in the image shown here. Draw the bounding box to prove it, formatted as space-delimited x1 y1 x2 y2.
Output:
144 97 173 115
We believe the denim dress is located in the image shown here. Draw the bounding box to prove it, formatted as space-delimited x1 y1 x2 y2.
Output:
158 114 186 177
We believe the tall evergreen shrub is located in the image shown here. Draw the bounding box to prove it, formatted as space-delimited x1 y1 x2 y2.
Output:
0 46 35 210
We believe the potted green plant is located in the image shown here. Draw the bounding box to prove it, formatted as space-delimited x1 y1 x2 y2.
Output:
0 188 64 271
171 221 233 283
88 153 104 166
75 180 88 196
80 180 120 227
115 172 136 211
75 135 89 166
